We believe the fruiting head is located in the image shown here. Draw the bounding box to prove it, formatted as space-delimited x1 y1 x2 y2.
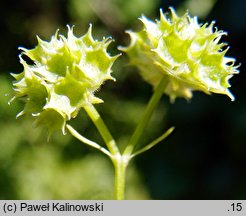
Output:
121 8 239 102
12 25 119 134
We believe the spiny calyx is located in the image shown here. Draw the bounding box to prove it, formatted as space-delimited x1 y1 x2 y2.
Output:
121 8 239 102
12 25 119 134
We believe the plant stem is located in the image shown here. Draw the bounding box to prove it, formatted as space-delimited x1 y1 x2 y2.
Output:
123 77 168 156
112 155 129 200
84 104 120 156
83 78 168 200
84 104 129 199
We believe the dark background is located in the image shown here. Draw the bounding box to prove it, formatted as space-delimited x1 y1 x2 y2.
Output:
0 0 245 199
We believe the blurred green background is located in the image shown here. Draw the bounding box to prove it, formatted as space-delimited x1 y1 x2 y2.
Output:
0 0 245 199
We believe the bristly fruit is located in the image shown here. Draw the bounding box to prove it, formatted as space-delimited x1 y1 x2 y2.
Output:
121 7 239 102
11 25 119 135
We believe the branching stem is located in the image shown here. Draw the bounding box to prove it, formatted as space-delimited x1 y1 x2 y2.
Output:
123 77 168 156
84 104 120 156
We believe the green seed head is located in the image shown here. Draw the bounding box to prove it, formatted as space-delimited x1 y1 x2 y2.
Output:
12 25 119 134
121 8 239 102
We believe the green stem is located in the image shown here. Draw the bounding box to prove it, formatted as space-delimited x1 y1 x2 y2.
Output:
83 78 168 200
84 104 120 156
112 155 129 200
123 77 168 156
84 104 130 199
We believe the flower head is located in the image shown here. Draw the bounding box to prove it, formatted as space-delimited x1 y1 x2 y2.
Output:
121 8 239 102
12 25 119 134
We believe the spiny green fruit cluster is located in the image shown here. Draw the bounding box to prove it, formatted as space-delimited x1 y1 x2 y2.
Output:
11 8 240 134
12 25 119 134
121 8 239 101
